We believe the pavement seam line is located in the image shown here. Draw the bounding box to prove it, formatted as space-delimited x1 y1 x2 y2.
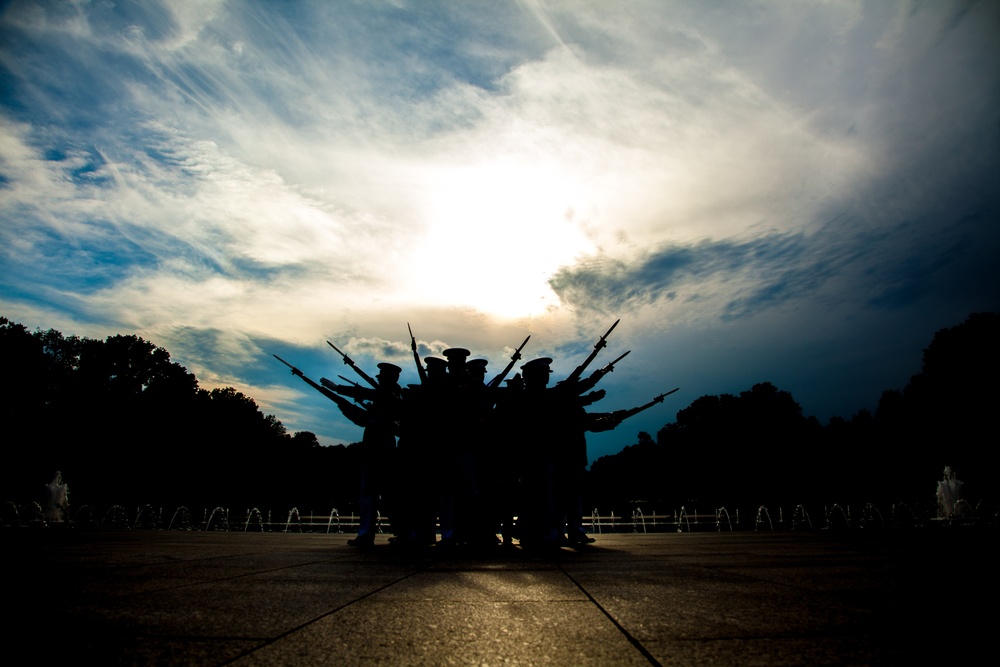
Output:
218 564 433 665
101 558 349 598
557 563 663 667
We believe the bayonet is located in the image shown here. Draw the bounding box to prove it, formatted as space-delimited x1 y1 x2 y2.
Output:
273 354 304 377
588 387 679 433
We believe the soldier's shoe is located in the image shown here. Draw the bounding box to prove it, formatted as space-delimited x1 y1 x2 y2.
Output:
347 535 375 548
566 534 596 546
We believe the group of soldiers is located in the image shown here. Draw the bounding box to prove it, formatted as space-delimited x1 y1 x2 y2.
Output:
275 320 676 549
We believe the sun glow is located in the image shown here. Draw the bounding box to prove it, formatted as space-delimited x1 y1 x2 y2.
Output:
399 160 599 320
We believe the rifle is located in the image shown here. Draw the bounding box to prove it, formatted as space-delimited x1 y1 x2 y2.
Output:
566 349 630 393
408 323 428 383
564 319 620 385
487 335 531 389
587 388 679 433
613 388 680 421
319 376 373 406
272 355 369 427
327 340 379 389
596 349 630 376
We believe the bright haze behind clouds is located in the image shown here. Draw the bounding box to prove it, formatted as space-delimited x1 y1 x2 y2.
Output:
2 0 998 462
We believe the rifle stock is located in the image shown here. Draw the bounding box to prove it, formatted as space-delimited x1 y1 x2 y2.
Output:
321 376 374 405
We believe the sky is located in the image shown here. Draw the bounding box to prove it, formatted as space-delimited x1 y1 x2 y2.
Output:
1 0 998 462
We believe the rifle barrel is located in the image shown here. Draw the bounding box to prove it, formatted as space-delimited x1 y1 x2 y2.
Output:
407 323 427 382
487 334 531 388
608 349 630 367
327 340 379 389
566 319 621 383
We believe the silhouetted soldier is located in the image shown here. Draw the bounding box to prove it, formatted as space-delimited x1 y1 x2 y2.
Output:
346 362 402 547
441 346 467 380
438 348 496 546
394 357 447 547
393 382 423 546
421 357 450 542
467 358 487 383
516 357 562 547
491 372 524 544
553 390 609 545
466 357 504 547
508 351 626 547
556 389 677 545
437 349 468 545
273 354 388 545
424 356 448 382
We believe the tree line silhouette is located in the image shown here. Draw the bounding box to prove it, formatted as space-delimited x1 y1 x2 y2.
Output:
2 312 996 519
0 317 357 513
588 312 999 516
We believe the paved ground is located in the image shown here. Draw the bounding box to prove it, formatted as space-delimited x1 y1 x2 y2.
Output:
5 528 994 666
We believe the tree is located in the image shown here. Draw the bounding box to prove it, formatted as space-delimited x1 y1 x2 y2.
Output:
891 312 1000 501
0 318 306 509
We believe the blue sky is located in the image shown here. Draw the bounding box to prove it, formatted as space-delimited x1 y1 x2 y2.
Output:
2 0 998 461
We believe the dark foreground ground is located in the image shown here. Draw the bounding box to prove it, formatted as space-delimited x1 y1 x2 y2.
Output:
5 528 994 666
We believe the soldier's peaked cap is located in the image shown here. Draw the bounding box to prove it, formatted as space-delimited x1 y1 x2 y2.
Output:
424 356 447 367
442 348 470 360
467 358 488 370
377 362 402 376
521 357 553 373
